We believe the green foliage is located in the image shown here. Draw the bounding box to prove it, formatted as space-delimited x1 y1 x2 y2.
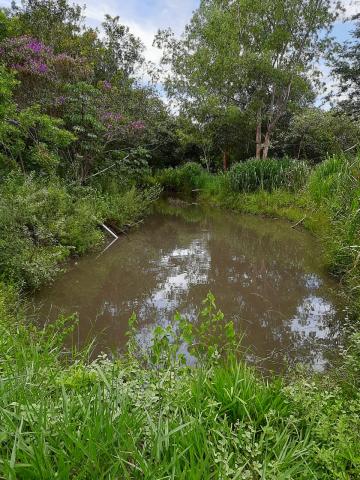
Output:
0 174 160 289
98 184 162 233
0 287 358 478
228 157 309 193
282 108 360 162
332 14 360 119
100 14 144 78
157 0 338 159
0 67 75 176
155 162 208 194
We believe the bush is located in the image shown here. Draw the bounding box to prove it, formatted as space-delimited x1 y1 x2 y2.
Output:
228 157 309 193
0 174 161 289
155 161 207 194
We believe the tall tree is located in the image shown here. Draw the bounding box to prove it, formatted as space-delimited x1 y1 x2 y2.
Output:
156 0 339 161
10 0 84 52
332 14 360 119
100 15 144 81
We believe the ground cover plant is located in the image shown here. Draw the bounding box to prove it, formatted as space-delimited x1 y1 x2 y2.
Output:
0 288 359 479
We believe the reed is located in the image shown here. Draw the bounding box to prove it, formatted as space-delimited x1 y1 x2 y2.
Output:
228 157 309 193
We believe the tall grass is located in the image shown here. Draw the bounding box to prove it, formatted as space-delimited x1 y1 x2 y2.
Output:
156 158 309 196
307 154 360 313
0 288 359 479
228 157 309 193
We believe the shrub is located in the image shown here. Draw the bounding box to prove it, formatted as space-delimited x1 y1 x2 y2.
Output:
228 157 309 193
0 174 161 289
155 161 207 194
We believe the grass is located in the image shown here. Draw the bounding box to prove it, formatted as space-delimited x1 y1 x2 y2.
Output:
227 157 309 193
0 288 359 479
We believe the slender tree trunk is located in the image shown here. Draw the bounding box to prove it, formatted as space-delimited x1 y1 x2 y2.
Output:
262 130 270 159
256 109 262 159
223 149 229 171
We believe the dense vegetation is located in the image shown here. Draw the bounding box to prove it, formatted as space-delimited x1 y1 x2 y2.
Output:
0 0 359 478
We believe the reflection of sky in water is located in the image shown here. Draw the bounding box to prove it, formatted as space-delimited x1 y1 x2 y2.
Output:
303 273 323 290
291 295 335 339
140 238 210 315
122 232 339 371
289 295 338 371
35 208 342 372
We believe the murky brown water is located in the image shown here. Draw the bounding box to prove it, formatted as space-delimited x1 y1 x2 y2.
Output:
34 201 342 371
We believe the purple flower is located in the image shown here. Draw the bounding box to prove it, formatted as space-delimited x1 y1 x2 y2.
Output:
129 120 145 130
101 112 123 122
27 40 44 54
55 95 66 106
103 80 112 90
37 63 48 73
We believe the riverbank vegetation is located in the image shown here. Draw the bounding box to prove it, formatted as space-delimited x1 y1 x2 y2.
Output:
156 154 360 318
0 0 359 477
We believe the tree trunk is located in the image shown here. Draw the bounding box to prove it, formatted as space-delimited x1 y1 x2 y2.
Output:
262 131 270 159
223 149 229 171
256 109 262 159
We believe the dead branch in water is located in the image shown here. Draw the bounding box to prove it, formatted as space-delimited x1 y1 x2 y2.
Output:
291 216 306 228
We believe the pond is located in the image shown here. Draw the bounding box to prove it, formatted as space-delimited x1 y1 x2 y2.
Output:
34 200 342 372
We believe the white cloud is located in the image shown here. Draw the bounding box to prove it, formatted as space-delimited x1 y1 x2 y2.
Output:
341 0 360 18
83 0 198 64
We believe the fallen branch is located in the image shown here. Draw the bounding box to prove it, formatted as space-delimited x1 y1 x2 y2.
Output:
86 154 130 181
291 216 306 228
344 143 359 153
101 223 118 239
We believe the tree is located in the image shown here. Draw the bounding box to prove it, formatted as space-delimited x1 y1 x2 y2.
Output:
99 15 144 81
332 14 360 119
156 0 339 161
0 65 75 175
281 108 360 161
0 34 91 107
10 0 84 53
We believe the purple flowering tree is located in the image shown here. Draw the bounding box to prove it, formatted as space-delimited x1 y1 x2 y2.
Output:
0 35 92 107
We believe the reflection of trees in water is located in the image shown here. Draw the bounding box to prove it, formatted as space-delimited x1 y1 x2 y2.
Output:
203 213 341 370
34 205 342 371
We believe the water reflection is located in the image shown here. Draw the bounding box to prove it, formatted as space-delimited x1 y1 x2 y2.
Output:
33 202 342 372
